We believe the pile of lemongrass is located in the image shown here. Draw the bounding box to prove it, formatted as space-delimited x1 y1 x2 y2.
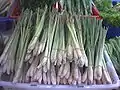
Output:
0 0 113 85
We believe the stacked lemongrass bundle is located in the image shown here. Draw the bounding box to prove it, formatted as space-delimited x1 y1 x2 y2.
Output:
0 0 113 85
81 17 112 84
0 9 33 82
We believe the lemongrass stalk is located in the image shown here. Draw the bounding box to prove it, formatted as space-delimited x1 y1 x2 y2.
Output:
0 23 20 65
73 48 78 62
63 78 67 85
43 64 47 73
51 16 60 64
70 29 78 62
43 72 47 84
38 67 43 84
81 0 88 15
81 68 87 83
13 33 30 83
87 66 93 84
33 67 42 81
57 50 63 65
81 17 86 45
86 48 93 84
61 24 66 64
60 0 64 8
65 68 70 79
2 61 7 73
25 53 32 62
13 10 33 83
67 33 73 60
82 18 103 84
94 25 107 81
75 16 88 67
33 41 39 56
72 79 77 85
57 76 60 85
57 15 65 65
58 64 64 76
102 57 112 84
78 68 81 85
66 0 72 14
6 30 20 74
37 27 48 54
57 38 63 65
71 0 75 14
72 38 83 65
22 63 29 83
2 12 27 72
63 52 67 64
61 62 70 78
68 70 73 85
76 0 80 14
66 17 79 45
51 65 57 85
6 56 11 75
28 55 34 64
37 14 58 70
40 29 48 53
66 17 84 66
101 72 106 84
29 56 39 77
93 79 96 85
27 6 47 54
37 43 43 54
87 18 97 67
0 66 3 80
73 62 79 80
47 70 51 84
37 15 53 69
15 10 32 69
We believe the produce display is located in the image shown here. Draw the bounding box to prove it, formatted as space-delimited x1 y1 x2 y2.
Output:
0 0 114 86
105 37 120 75
94 0 120 27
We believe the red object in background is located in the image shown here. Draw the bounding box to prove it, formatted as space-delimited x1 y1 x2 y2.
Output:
8 0 21 19
92 5 102 20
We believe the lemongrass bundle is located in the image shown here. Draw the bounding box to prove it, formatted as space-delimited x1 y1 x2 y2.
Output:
37 14 58 70
13 10 33 83
27 6 47 54
66 16 85 67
